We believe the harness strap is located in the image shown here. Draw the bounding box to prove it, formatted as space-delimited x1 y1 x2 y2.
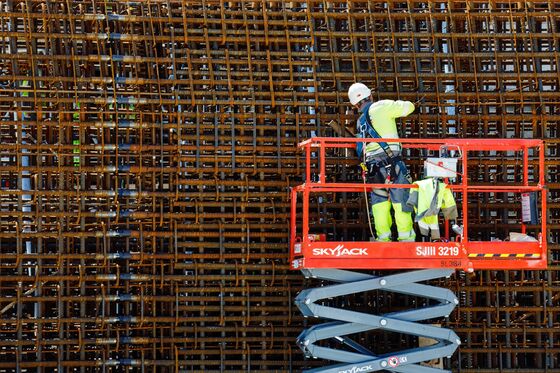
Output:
359 102 394 158
359 103 408 176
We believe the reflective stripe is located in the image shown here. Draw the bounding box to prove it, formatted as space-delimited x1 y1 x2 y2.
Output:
418 220 440 239
418 221 438 230
398 230 415 239
364 142 401 157
372 189 388 198
398 229 416 242
468 253 541 258
377 232 391 242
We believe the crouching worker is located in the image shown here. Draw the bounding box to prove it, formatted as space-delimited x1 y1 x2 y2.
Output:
348 82 416 242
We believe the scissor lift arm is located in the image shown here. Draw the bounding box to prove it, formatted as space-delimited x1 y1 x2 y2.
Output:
296 269 460 373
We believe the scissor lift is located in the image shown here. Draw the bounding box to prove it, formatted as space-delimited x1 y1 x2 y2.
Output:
290 138 547 373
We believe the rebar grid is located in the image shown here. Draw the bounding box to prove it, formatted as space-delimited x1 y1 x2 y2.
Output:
0 0 559 372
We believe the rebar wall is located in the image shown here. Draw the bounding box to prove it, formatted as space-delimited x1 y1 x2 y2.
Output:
0 0 559 372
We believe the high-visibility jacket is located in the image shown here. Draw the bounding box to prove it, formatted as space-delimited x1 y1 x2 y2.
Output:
406 178 458 239
356 99 415 159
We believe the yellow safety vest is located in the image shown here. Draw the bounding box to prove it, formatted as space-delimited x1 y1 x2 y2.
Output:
362 100 415 157
407 178 458 239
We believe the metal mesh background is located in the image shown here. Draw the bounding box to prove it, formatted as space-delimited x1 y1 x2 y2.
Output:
0 1 558 372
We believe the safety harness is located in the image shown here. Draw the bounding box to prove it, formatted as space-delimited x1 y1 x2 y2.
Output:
358 102 410 182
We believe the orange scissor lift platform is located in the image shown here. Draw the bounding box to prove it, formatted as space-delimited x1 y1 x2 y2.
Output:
291 138 547 373
290 137 547 273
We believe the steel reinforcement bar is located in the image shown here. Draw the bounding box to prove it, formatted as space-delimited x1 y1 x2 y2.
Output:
0 0 559 371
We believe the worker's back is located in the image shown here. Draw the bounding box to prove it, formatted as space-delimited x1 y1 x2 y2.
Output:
362 99 415 157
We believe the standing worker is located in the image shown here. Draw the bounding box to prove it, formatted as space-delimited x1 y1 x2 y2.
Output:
348 83 416 242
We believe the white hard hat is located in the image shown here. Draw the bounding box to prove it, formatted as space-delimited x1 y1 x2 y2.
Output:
348 83 371 106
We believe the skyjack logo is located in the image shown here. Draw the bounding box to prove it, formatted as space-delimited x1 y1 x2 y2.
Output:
312 245 368 257
337 365 373 373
